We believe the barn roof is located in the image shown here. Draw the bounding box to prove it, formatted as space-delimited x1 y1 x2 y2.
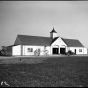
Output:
14 35 52 46
14 35 84 47
62 38 84 47
51 37 59 43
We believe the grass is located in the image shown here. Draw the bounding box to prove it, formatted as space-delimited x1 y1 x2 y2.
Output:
0 56 88 87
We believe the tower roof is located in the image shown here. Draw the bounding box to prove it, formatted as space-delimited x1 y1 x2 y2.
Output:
50 27 57 33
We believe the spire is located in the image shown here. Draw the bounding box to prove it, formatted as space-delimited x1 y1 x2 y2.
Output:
50 27 57 33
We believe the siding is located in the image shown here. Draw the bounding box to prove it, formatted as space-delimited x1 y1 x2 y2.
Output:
23 45 51 55
84 47 87 54
69 47 84 54
12 45 21 55
5 46 12 56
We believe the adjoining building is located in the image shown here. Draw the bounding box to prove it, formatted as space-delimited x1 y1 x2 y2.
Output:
5 28 87 56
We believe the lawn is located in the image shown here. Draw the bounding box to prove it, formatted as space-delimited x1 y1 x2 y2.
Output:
0 56 88 87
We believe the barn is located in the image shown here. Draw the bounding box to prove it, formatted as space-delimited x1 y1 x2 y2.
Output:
5 28 87 56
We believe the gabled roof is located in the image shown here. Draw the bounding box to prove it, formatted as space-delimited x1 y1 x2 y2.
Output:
14 35 52 46
62 38 84 47
51 37 59 44
50 28 57 33
6 45 17 47
14 34 84 47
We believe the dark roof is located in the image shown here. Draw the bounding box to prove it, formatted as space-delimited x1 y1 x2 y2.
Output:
51 37 59 43
14 34 84 47
6 45 16 47
62 38 84 47
14 35 52 46
50 28 57 33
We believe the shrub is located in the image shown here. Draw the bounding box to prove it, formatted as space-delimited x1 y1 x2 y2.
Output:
68 50 73 55
65 50 76 55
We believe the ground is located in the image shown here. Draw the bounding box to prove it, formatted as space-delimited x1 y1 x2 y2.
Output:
0 55 88 87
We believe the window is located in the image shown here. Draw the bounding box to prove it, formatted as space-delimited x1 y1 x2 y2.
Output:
28 48 33 52
79 49 82 52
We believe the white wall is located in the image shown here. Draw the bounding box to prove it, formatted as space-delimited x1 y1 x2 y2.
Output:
50 33 57 39
53 33 57 39
65 47 68 52
23 45 51 55
68 47 87 54
12 45 21 55
45 46 51 55
51 37 67 54
83 47 87 54
52 37 67 47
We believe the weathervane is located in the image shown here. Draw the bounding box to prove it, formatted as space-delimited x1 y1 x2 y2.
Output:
53 24 54 29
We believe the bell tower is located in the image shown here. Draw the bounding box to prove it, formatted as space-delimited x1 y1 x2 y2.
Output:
50 27 57 39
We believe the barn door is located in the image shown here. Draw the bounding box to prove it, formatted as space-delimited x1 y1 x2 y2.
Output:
53 48 59 54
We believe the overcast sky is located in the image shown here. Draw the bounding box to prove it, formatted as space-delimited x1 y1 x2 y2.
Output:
0 1 88 49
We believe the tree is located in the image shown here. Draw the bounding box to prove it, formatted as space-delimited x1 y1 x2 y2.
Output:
1 46 6 55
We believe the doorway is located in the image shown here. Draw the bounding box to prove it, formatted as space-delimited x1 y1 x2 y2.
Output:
75 49 76 54
60 48 66 54
52 48 59 54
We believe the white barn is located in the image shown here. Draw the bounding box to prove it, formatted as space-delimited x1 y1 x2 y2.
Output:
5 28 87 56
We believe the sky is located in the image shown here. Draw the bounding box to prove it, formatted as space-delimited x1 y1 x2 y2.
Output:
0 1 88 49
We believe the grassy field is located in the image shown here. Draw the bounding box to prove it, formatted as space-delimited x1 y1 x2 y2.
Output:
0 56 88 87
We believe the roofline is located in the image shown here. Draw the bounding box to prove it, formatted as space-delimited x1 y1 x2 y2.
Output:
62 37 79 40
14 44 51 46
6 44 21 47
18 34 51 39
50 28 57 33
51 37 59 44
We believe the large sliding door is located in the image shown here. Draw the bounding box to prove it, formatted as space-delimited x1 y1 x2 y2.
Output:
52 48 59 54
60 48 66 54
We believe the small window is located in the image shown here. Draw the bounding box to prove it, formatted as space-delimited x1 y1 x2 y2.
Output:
28 48 33 52
79 49 82 52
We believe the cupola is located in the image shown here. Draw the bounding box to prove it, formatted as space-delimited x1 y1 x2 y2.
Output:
50 27 57 39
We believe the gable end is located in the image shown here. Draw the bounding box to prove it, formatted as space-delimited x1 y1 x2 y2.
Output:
14 35 22 45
